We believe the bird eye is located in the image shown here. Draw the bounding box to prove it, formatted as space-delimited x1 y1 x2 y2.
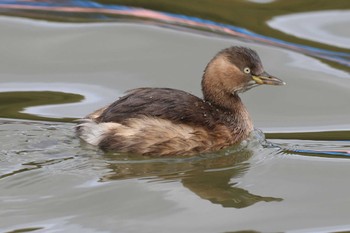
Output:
244 67 251 74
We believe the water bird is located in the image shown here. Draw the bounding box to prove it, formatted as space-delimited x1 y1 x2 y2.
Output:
76 46 285 156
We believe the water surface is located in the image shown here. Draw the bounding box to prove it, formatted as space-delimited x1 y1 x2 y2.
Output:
0 1 350 232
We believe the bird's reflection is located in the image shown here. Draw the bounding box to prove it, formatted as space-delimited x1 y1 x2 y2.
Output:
98 139 282 208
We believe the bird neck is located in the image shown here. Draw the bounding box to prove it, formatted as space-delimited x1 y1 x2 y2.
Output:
201 54 253 134
202 78 253 134
204 88 253 130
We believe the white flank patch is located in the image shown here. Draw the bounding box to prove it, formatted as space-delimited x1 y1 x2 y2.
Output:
77 119 119 146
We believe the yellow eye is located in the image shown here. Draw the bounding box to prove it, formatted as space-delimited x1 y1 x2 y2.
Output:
244 67 251 74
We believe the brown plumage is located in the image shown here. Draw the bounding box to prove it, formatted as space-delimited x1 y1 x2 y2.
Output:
76 46 285 156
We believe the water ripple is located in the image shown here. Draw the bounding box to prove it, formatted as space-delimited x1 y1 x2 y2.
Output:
0 0 349 67
271 139 350 159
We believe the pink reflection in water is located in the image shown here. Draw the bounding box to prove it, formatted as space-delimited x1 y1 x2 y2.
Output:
1 1 349 66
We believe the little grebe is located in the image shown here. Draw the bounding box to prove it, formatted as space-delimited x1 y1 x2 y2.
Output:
76 46 285 156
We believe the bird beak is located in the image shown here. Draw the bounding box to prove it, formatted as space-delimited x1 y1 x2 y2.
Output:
252 72 286 86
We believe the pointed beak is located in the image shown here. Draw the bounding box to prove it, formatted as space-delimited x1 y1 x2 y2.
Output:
252 72 286 86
